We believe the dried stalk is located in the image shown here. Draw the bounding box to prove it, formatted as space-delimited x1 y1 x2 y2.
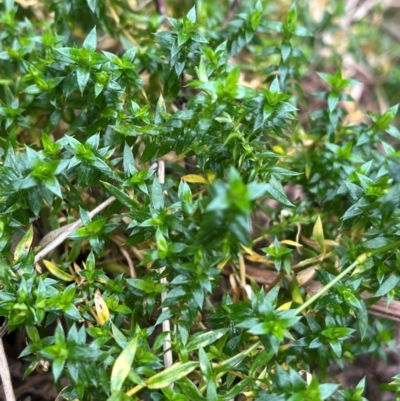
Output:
157 161 173 370
0 320 16 401
34 196 116 264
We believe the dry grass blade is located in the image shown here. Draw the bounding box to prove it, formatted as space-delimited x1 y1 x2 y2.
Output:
34 196 116 264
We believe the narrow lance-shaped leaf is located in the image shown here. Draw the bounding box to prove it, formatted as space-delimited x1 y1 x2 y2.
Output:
94 289 110 326
313 215 326 254
14 225 33 262
110 336 139 393
152 177 164 210
83 26 97 51
145 361 199 389
43 260 75 282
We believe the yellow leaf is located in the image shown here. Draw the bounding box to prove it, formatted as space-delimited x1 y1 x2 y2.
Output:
145 361 198 389
181 174 209 184
277 301 292 311
324 239 339 247
312 216 326 254
95 289 110 326
290 274 304 304
272 145 285 155
245 253 272 264
206 171 216 183
280 239 303 248
111 336 138 393
305 163 311 180
14 226 34 262
43 260 74 282
217 256 231 269
73 262 82 273
240 244 254 254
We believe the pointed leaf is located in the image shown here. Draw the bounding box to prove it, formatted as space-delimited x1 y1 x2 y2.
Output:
83 27 97 51
152 177 164 210
94 289 110 325
312 215 326 254
181 174 209 185
14 226 34 262
145 362 198 389
77 68 90 95
110 336 139 392
43 260 75 282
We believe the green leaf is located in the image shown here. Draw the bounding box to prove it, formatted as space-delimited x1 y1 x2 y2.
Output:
327 91 339 112
14 226 33 262
83 27 97 51
186 329 228 351
198 347 212 377
76 67 90 95
123 143 137 176
186 6 196 23
195 57 208 83
145 362 198 389
294 26 313 37
225 66 240 96
156 227 168 258
44 176 63 198
110 336 139 393
151 177 164 210
179 377 207 401
356 300 368 339
5 0 14 12
312 216 326 254
52 356 66 381
101 181 138 208
214 341 260 374
376 274 399 297
139 140 158 163
321 327 355 340
86 0 98 13
264 177 294 207
127 278 153 293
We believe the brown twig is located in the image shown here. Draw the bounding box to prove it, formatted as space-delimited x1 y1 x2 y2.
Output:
110 235 137 278
264 271 286 294
153 0 166 16
222 0 242 28
14 373 52 399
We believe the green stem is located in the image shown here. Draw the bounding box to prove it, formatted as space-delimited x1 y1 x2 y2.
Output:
295 239 400 316
126 384 144 397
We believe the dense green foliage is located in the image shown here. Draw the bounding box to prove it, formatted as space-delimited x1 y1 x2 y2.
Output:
1 0 400 400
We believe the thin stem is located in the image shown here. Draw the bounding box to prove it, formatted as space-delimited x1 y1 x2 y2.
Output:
295 238 400 316
295 260 358 315
366 239 400 258
126 384 144 397
265 271 286 294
